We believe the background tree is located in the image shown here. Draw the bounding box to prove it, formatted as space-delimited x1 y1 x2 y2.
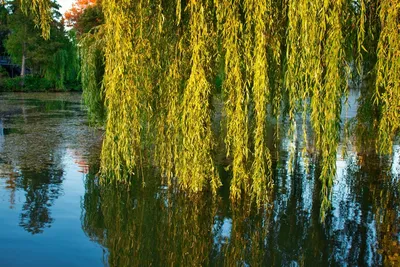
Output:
64 0 105 122
0 4 8 56
5 1 43 76
3 0 79 89
64 0 101 36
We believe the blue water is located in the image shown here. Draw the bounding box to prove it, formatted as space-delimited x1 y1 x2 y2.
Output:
0 93 104 266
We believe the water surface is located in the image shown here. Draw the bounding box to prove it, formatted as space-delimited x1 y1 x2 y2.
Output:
0 92 399 266
0 93 104 266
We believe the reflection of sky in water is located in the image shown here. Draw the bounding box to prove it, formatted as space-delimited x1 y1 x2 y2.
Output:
0 144 103 266
299 159 314 217
213 217 232 251
391 145 400 181
0 119 4 154
0 93 104 266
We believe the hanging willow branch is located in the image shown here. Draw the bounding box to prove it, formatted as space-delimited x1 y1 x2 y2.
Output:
20 0 51 39
100 0 141 182
154 0 183 186
375 0 400 155
176 0 221 193
217 0 249 198
28 0 400 219
249 0 275 205
80 26 106 124
318 0 345 221
286 0 346 220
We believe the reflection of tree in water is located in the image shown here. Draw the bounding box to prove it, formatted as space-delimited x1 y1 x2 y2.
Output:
82 171 213 266
82 151 400 266
0 96 81 234
16 159 64 234
79 88 400 265
360 152 400 266
330 86 400 266
260 144 332 265
81 138 400 266
82 167 274 266
0 119 4 153
0 94 104 238
374 177 400 266
11 109 66 234
212 199 272 266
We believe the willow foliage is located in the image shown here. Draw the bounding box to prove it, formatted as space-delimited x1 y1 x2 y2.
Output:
45 33 80 90
100 0 142 182
217 0 250 198
318 0 346 220
80 26 106 124
154 1 185 186
375 0 400 155
247 0 273 204
155 52 182 186
28 0 400 220
177 0 221 193
20 0 51 39
285 0 349 219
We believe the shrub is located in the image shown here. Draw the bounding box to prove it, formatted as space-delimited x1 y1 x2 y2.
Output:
0 75 55 92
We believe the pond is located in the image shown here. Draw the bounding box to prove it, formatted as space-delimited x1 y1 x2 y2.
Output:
0 92 399 266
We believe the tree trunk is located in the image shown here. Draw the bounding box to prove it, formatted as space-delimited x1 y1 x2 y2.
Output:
21 42 26 77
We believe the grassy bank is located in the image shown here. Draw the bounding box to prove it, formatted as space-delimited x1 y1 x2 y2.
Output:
0 75 81 92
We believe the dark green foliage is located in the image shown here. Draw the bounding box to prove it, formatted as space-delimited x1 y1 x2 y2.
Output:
75 4 104 37
0 66 8 77
0 4 8 55
78 5 106 124
2 0 80 90
0 75 53 91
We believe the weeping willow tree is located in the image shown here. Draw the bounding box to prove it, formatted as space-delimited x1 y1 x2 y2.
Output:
80 26 106 124
217 0 249 200
45 32 80 90
375 0 400 155
20 0 51 39
30 0 400 220
175 0 221 193
99 0 143 182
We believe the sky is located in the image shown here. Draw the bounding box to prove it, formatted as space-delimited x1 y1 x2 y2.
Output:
58 0 75 16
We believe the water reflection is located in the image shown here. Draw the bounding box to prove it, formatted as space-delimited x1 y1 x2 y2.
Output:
83 171 214 266
82 170 274 266
17 168 64 234
0 97 71 234
1 91 399 266
0 93 102 235
0 119 4 154
80 90 399 266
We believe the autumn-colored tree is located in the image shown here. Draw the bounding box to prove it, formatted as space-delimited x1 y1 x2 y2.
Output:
64 0 97 29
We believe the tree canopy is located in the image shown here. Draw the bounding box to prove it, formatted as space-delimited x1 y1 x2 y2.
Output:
1 0 79 90
20 0 400 220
